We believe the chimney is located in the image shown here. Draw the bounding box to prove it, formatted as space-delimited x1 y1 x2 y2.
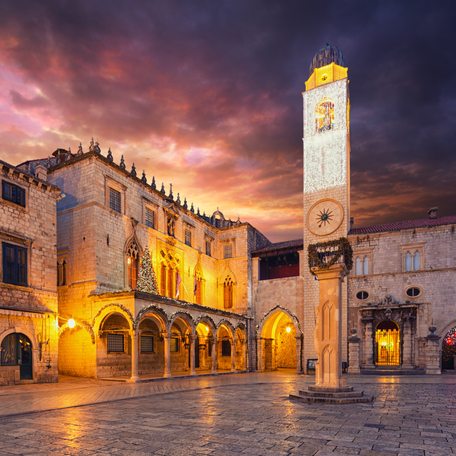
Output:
427 207 438 219
35 164 48 181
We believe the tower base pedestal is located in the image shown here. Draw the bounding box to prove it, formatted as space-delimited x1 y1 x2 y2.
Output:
290 385 373 404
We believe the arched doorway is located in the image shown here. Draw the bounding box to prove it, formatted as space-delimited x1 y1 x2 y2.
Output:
260 309 297 371
1 333 33 379
216 324 234 371
195 321 215 371
375 320 400 366
98 312 132 378
442 326 456 370
169 316 192 373
138 318 164 376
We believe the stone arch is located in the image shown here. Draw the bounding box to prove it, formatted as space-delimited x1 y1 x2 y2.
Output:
135 305 168 332
0 331 35 380
217 319 235 338
59 321 95 344
0 326 38 350
92 304 134 335
258 306 302 372
257 305 302 337
194 315 217 335
168 311 195 334
440 320 456 370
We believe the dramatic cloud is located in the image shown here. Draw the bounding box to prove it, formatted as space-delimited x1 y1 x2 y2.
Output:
0 0 454 241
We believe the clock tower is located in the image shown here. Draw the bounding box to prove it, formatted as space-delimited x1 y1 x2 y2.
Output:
302 44 350 368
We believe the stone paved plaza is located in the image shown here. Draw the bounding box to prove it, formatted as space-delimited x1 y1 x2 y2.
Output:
0 373 455 455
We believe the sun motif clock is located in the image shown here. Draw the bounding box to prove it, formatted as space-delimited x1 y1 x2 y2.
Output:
307 198 344 236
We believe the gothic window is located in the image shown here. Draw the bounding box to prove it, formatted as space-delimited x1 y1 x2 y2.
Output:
126 240 139 289
315 99 335 133
2 181 26 207
223 276 234 309
194 271 203 304
167 267 175 298
2 242 27 286
363 256 369 275
413 251 420 271
109 188 121 213
160 263 167 295
355 257 362 275
404 249 421 272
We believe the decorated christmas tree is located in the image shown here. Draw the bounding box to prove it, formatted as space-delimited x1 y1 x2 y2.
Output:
136 248 158 294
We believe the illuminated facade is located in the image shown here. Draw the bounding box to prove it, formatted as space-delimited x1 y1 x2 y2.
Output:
3 44 455 383
0 160 61 384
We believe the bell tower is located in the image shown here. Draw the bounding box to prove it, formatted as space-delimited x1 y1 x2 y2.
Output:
302 44 350 368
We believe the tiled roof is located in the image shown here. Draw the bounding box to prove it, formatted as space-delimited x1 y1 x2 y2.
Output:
253 239 303 256
349 215 456 235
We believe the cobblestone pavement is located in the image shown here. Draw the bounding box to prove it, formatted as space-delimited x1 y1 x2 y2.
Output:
0 373 455 455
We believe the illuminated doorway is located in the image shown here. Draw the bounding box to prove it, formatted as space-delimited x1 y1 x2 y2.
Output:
375 321 400 366
1 333 33 379
442 326 456 370
260 309 297 371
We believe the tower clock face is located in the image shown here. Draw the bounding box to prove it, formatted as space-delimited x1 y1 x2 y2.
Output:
307 198 344 236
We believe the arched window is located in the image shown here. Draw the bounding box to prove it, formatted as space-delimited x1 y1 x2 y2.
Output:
413 251 420 271
223 276 234 309
363 256 369 275
355 257 362 275
160 263 167 295
194 271 203 304
126 240 139 289
405 251 412 272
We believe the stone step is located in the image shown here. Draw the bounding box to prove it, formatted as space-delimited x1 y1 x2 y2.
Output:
298 389 363 398
361 368 425 375
308 385 354 393
290 393 374 404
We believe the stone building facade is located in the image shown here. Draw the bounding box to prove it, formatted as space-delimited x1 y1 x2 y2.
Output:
3 44 455 381
0 160 61 384
20 146 269 381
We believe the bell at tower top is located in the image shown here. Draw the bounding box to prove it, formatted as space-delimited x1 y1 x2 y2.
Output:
305 43 348 91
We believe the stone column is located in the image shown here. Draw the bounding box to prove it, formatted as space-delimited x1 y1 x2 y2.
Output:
425 326 441 374
163 332 171 378
295 335 303 373
312 263 347 389
362 317 375 368
128 330 139 383
402 318 413 368
230 339 236 372
348 329 361 374
189 334 196 375
211 337 217 373
257 337 263 372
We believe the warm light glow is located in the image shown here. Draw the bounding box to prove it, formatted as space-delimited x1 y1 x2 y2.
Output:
67 318 76 329
127 257 132 265
285 325 292 334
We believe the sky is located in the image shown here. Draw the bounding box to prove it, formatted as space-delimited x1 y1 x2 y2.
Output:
0 0 454 242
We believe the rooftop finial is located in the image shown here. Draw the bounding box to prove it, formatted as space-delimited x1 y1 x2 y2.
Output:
141 170 147 184
77 142 83 155
89 137 95 152
107 148 113 162
119 155 126 170
151 176 156 190
130 163 137 177
160 182 165 194
190 203 194 213
183 198 188 210
94 140 101 154
169 183 173 200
